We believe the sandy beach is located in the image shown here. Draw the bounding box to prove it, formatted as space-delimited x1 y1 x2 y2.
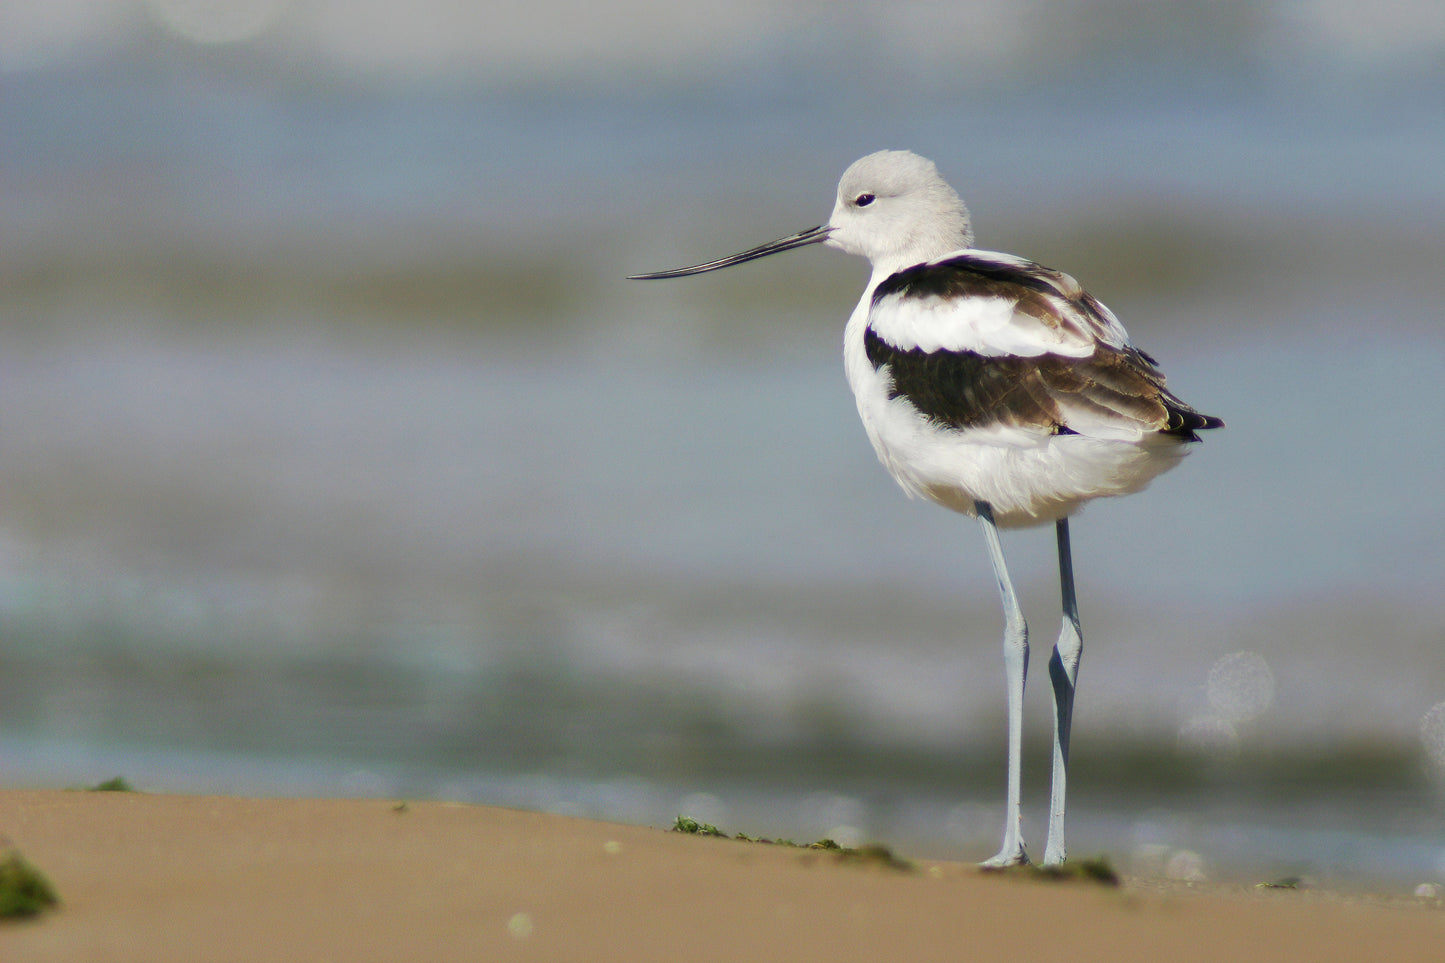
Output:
1 789 1441 962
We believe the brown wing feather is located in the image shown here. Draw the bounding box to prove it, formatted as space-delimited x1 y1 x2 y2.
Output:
1039 348 1222 438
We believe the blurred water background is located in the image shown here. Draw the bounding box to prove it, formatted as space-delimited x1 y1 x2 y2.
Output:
3 0 1444 886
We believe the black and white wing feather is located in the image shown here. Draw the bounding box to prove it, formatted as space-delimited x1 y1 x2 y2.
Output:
863 252 1223 440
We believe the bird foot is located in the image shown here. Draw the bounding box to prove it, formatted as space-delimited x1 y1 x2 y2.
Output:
980 846 1029 869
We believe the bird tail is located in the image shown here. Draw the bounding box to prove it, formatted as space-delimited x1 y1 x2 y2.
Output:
1163 397 1225 440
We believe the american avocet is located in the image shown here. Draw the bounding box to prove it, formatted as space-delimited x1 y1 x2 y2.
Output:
630 150 1222 867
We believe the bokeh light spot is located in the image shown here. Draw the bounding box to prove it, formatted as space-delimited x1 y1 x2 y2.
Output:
1178 714 1239 757
1420 701 1445 770
1206 650 1275 723
143 0 291 45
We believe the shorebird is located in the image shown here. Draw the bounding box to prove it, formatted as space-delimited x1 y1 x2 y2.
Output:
629 150 1222 867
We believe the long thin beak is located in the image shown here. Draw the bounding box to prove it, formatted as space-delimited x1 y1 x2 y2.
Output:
627 225 831 279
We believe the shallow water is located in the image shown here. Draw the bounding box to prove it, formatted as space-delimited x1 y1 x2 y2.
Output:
3 52 1444 885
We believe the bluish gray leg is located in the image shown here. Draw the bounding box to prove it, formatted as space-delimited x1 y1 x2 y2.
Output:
975 501 1029 867
1043 517 1083 866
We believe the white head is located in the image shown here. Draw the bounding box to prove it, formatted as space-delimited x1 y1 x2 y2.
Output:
628 150 973 281
824 150 974 272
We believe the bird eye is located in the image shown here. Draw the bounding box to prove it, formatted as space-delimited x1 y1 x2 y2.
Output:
854 193 875 207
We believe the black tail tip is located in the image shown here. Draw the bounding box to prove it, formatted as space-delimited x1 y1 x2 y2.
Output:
1166 409 1224 440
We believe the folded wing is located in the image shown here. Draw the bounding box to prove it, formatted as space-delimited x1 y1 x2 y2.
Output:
864 253 1223 440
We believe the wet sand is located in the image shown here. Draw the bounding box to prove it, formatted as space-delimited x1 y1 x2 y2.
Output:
2 789 1441 962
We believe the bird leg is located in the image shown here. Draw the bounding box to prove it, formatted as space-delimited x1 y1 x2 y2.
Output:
974 501 1030 867
1043 517 1083 866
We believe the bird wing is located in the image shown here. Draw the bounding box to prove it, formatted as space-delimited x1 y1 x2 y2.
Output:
864 253 1222 439
867 250 1134 358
